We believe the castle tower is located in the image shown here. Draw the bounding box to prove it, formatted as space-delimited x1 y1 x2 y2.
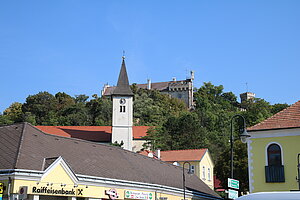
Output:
240 92 256 104
112 57 134 151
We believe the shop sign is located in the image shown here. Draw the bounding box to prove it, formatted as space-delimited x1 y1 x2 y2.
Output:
0 183 3 194
125 190 153 200
105 188 119 200
31 186 84 196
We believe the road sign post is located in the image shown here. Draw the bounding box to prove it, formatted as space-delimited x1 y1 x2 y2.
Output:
228 189 238 199
228 178 239 199
228 178 239 190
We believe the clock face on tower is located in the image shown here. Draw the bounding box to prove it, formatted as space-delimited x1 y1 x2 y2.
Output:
120 98 126 104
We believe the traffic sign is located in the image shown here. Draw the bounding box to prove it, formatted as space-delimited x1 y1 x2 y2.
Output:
228 178 239 190
228 189 238 199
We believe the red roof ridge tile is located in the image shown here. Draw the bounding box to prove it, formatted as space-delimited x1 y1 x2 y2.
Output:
248 100 300 131
161 148 207 152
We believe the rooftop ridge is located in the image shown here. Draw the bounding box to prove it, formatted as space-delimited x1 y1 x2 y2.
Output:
161 148 207 152
248 100 300 131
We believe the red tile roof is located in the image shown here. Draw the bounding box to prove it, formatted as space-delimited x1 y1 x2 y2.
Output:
248 100 300 131
160 149 208 162
35 126 150 142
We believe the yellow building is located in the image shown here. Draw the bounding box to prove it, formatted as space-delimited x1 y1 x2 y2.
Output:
141 149 214 190
0 123 221 200
247 100 300 193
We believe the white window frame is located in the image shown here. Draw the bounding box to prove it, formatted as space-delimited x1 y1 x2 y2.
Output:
265 142 284 166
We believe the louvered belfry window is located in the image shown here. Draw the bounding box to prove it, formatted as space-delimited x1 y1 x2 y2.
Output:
265 143 285 182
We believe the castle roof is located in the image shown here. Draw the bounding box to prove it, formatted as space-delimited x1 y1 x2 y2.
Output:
35 125 150 142
248 100 300 131
0 123 220 198
103 80 188 96
112 58 133 96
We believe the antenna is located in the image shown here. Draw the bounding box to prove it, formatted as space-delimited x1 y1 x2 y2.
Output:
122 50 125 60
185 68 188 79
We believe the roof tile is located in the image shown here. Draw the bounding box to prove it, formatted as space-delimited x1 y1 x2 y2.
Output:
248 100 300 131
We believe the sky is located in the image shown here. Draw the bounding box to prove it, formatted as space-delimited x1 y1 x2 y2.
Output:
0 1 299 113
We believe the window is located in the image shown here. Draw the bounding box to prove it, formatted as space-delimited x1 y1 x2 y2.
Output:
120 106 126 113
208 168 211 181
267 144 282 166
190 165 195 174
202 166 205 180
265 143 285 182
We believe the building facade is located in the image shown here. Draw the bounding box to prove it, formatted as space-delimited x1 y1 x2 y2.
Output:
247 100 300 193
140 149 215 190
0 123 221 200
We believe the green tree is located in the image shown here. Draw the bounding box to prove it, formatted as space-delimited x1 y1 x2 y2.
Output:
0 114 13 125
215 140 248 194
133 88 186 126
55 92 75 110
86 94 112 125
271 103 289 115
22 92 58 125
144 112 208 150
242 98 272 126
3 102 23 122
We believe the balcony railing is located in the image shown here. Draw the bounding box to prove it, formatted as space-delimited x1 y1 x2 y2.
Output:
265 165 285 183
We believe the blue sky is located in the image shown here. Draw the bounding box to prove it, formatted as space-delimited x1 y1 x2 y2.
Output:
0 1 299 112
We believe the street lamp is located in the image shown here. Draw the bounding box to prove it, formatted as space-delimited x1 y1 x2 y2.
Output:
230 114 251 179
183 161 192 200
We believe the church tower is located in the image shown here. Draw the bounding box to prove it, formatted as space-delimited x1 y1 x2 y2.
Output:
112 56 134 151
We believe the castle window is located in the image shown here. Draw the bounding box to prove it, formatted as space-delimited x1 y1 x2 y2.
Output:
265 143 285 182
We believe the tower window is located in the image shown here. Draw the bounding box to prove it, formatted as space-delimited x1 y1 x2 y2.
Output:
120 106 126 113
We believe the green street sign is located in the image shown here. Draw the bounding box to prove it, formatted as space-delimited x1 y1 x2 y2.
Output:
228 178 239 190
228 189 238 199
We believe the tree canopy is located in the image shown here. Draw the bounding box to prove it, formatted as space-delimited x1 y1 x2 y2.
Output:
0 82 289 193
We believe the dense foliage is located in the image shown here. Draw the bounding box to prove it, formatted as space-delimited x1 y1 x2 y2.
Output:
0 82 289 193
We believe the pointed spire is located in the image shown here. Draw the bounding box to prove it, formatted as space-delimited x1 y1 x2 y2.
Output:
112 56 133 96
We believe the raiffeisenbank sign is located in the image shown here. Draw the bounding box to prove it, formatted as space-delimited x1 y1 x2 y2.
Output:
31 186 84 196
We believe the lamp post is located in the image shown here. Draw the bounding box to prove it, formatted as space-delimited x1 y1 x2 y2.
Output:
183 161 192 200
230 114 251 179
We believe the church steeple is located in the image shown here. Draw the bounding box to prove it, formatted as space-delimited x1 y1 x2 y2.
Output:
112 57 133 96
112 56 134 151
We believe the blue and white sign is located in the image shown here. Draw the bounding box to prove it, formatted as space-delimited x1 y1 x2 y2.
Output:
228 189 238 199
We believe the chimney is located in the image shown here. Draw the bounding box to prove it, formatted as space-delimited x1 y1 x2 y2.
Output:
156 148 161 159
147 79 151 90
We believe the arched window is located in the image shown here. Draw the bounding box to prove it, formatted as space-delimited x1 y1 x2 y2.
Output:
202 166 205 180
265 143 285 182
267 143 282 166
208 168 211 181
